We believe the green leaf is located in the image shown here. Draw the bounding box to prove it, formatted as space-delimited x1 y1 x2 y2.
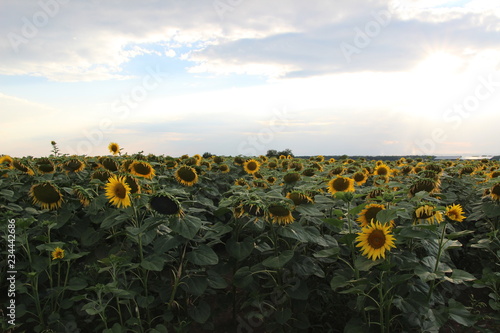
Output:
482 202 500 218
187 300 211 324
187 244 219 266
181 276 208 296
446 269 476 284
376 209 398 224
233 266 253 288
354 256 380 271
448 299 477 327
141 255 165 271
226 236 254 261
313 247 340 259
170 215 202 240
330 274 350 290
262 250 294 269
67 277 88 291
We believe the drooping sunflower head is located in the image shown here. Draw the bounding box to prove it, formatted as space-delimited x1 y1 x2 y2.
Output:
252 180 268 189
425 163 443 174
108 142 120 155
90 169 112 183
13 159 34 175
286 191 313 206
130 161 155 179
30 182 64 210
0 155 14 169
105 175 132 208
175 166 199 186
219 164 230 173
121 159 135 172
267 161 278 169
366 188 384 201
414 204 444 224
459 166 476 176
200 161 212 170
327 176 355 195
62 158 85 173
243 159 260 174
310 162 324 172
267 176 277 184
266 202 295 225
315 155 325 162
355 221 396 261
489 171 500 179
51 247 65 260
490 183 500 201
283 172 301 184
234 178 249 187
445 204 466 222
150 193 184 216
408 178 440 197
72 185 93 207
302 168 316 177
100 157 119 172
357 203 386 227
184 157 200 166
400 165 414 175
35 158 55 174
353 171 368 185
328 166 344 177
212 156 224 164
290 162 304 172
234 156 245 165
123 174 141 194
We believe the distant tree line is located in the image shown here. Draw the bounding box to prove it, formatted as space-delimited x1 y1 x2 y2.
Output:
266 149 294 158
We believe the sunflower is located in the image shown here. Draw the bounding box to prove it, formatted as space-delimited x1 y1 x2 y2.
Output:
488 171 500 179
445 204 466 222
0 155 13 168
72 185 93 207
290 162 303 172
327 176 355 195
184 157 200 166
105 175 131 208
108 142 120 155
328 166 344 176
357 204 387 227
164 159 178 169
490 183 500 201
459 166 475 176
302 168 316 177
267 176 277 184
51 247 65 260
253 180 268 189
355 221 396 261
400 165 414 175
286 191 313 206
268 161 278 169
243 159 260 174
29 182 64 210
283 172 301 184
414 204 444 224
175 166 199 186
234 178 249 187
353 171 368 185
91 169 112 182
267 203 295 225
100 157 119 172
366 188 384 201
13 159 34 175
62 158 85 173
121 159 135 172
234 156 245 165
408 179 440 197
130 161 155 179
35 158 55 174
201 161 212 170
219 164 230 173
123 175 141 194
374 164 391 176
213 156 224 164
150 193 184 216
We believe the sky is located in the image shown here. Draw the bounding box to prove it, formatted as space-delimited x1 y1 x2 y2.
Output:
1 0 499 158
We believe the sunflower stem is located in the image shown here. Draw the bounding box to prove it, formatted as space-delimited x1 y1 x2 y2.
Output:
427 222 448 303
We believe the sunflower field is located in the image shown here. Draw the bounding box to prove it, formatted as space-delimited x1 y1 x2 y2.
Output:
2 147 500 332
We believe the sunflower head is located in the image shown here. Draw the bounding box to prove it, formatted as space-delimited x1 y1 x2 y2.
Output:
213 156 224 164
105 175 132 208
108 142 120 155
290 162 303 172
286 191 313 206
91 169 112 183
490 183 500 201
445 204 466 222
400 165 414 175
408 178 440 197
62 159 85 173
327 176 355 195
150 193 184 216
184 157 200 166
100 157 119 172
219 164 230 173
0 155 14 169
414 204 444 224
489 171 500 179
252 180 268 189
283 172 301 184
328 166 344 177
268 161 278 169
73 185 93 207
353 171 368 185
234 178 249 187
13 159 34 175
355 221 396 261
302 168 316 177
374 164 391 176
366 188 384 201
175 166 199 186
267 176 277 184
123 174 141 194
35 158 55 174
266 202 295 225
130 161 155 179
30 182 64 210
459 166 475 176
243 159 260 174
357 203 387 227
234 156 245 165
51 247 65 260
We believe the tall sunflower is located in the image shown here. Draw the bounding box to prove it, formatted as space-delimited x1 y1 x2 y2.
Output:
105 175 132 208
108 142 120 155
445 204 466 222
356 221 396 261
130 161 155 179
29 182 64 210
175 166 198 186
327 176 355 195
243 159 260 175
